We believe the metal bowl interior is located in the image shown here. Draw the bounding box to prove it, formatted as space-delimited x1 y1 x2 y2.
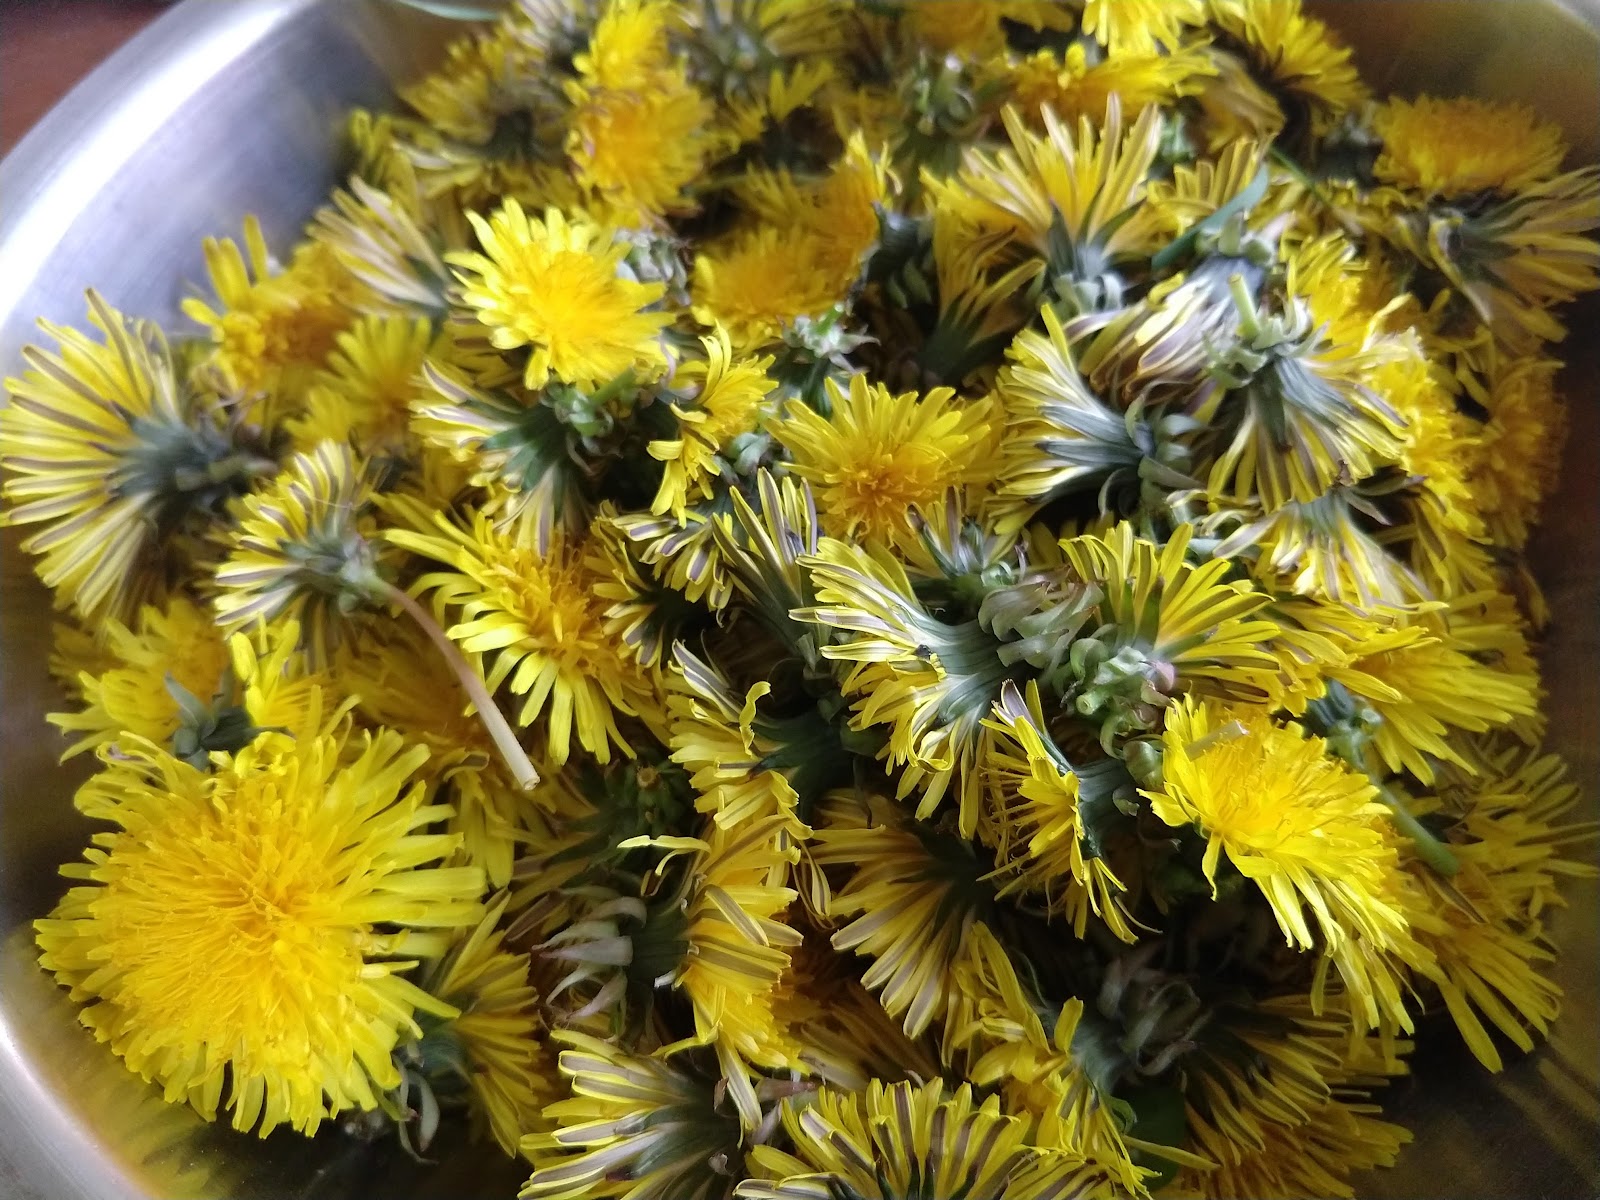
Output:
0 2 1595 1197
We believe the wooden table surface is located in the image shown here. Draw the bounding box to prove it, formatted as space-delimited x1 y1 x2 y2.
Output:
0 1 165 156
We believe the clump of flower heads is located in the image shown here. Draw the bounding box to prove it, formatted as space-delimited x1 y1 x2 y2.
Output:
4 0 1597 1196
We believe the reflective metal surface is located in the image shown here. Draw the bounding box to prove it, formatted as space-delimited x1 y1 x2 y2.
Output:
0 1 1595 1196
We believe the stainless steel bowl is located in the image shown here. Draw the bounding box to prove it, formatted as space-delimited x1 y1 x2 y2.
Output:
1 2 1595 1196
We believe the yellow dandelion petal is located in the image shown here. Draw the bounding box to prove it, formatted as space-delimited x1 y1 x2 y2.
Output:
36 731 483 1137
449 200 670 390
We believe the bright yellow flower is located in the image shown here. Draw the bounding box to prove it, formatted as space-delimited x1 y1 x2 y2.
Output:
692 136 887 349
565 2 719 221
1373 96 1567 198
449 201 671 390
1144 698 1411 1014
1466 355 1566 550
673 814 804 1129
37 730 483 1136
981 680 1134 942
213 440 386 666
739 1079 1106 1200
1329 625 1539 783
812 794 993 1039
1175 1091 1410 1200
387 504 648 764
335 619 550 888
1006 43 1216 126
49 595 230 759
798 539 1012 834
928 101 1164 267
777 373 994 549
648 329 775 518
520 1032 743 1200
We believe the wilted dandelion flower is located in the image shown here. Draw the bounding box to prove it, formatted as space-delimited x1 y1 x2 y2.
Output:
37 730 484 1136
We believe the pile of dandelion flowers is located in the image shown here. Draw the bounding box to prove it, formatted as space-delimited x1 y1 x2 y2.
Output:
36 729 484 1136
216 441 539 789
448 200 671 390
386 500 647 766
0 291 276 622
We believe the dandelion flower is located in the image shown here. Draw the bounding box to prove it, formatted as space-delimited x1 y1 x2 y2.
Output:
0 292 276 621
449 201 670 390
36 730 484 1136
813 795 994 1038
288 314 436 457
1205 0 1369 127
776 374 994 549
1143 698 1412 1014
49 595 230 759
520 1032 743 1200
213 440 386 663
566 3 720 221
1373 96 1566 198
982 680 1135 942
1466 355 1565 550
672 815 804 1129
181 216 354 401
798 539 1014 833
388 503 648 764
738 1079 1105 1200
413 896 555 1155
648 329 776 519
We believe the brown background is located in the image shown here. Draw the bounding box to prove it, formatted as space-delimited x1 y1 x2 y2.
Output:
0 1 164 156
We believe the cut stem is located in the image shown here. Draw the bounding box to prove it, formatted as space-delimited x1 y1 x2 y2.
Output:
377 580 540 792
1379 787 1459 877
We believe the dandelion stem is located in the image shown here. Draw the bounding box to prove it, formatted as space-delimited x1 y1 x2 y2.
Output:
376 580 541 792
1379 787 1460 877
